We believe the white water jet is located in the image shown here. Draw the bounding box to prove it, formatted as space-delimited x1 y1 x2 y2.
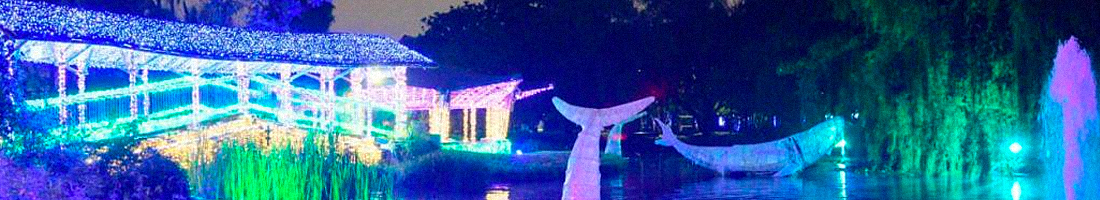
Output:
1041 36 1098 200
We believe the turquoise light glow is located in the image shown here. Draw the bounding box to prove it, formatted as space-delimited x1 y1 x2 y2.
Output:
1009 142 1022 154
835 140 847 148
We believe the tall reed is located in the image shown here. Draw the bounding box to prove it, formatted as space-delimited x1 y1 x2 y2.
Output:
190 133 396 200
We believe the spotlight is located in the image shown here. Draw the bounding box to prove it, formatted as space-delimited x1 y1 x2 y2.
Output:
835 140 847 148
1010 142 1022 154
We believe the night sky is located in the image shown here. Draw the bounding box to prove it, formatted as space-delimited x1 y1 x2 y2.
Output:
330 0 482 38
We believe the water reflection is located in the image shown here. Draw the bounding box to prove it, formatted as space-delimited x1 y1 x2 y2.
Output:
838 171 847 199
403 164 1056 199
485 189 509 200
1011 181 1021 200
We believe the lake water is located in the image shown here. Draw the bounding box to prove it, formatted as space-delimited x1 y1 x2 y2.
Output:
402 163 1049 199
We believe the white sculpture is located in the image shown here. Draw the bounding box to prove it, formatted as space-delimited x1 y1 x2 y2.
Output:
655 118 844 177
554 96 654 200
603 112 647 156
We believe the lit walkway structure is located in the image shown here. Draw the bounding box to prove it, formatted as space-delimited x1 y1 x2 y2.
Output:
406 79 553 154
0 1 433 145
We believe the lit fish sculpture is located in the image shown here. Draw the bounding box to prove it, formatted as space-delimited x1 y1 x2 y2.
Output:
604 111 647 156
554 97 654 200
655 118 844 177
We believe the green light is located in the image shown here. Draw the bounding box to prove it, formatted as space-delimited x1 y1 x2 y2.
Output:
441 140 513 154
1009 142 1022 154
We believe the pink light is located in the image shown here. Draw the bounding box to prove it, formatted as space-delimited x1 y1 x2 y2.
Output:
515 84 554 100
449 80 521 109
405 86 440 110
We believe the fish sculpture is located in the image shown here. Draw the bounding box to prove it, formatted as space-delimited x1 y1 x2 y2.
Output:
655 118 844 177
554 97 654 200
604 112 647 156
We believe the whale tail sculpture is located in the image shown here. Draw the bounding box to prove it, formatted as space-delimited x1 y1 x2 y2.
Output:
653 119 680 147
656 117 844 177
555 96 654 200
604 112 647 156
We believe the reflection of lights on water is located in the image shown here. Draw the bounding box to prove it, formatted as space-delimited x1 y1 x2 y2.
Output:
839 171 848 199
1009 142 1022 154
486 188 510 200
1011 181 1021 200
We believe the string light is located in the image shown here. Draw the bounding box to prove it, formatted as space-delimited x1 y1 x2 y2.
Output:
126 52 138 117
514 84 554 100
485 108 510 140
141 68 149 116
441 139 512 154
3 1 429 153
54 44 68 126
0 1 433 67
463 109 472 143
448 80 520 109
235 63 251 115
134 117 382 170
77 62 86 124
428 102 450 138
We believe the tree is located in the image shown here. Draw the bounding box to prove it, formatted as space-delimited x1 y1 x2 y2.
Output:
785 0 1100 177
405 0 837 138
0 28 52 160
34 0 336 33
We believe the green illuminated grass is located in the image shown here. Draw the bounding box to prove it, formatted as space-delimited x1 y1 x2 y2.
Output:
189 134 395 200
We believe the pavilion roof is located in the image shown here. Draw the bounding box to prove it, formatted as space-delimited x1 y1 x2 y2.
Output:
0 1 434 72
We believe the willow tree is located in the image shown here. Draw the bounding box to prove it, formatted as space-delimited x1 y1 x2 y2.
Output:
784 0 1099 177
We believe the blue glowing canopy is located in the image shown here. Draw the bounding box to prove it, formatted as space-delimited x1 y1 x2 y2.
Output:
0 1 433 68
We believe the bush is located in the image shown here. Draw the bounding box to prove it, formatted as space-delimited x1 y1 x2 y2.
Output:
0 153 94 200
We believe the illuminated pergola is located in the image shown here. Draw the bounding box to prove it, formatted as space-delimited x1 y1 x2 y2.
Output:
1 1 433 145
405 80 553 154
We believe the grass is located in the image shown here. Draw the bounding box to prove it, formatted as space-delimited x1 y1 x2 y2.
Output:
188 134 396 200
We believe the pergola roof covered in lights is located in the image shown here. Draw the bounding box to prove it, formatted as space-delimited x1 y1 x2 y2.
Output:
0 1 434 73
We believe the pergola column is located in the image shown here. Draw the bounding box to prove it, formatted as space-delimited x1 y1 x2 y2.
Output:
75 62 86 124
393 67 408 138
52 44 67 126
278 67 293 124
463 108 477 143
141 68 149 116
189 64 202 129
125 52 138 118
234 63 250 115
317 69 335 128
363 68 374 136
54 58 66 125
348 68 366 135
485 106 511 141
429 99 451 141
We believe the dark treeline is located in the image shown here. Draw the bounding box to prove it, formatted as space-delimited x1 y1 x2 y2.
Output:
32 0 335 32
402 0 838 136
404 0 1100 177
